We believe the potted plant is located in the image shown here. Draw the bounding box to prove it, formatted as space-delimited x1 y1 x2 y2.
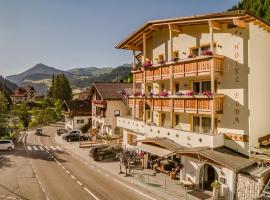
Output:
186 91 194 97
171 57 179 62
142 60 152 68
176 91 184 96
201 50 213 56
211 180 221 199
202 91 213 98
158 60 165 65
159 91 168 97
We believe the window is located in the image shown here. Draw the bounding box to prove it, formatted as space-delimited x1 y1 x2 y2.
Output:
160 84 165 92
192 116 200 132
192 81 213 94
127 133 137 145
158 54 164 62
77 119 84 124
114 110 120 117
175 83 180 93
192 116 216 133
147 85 152 92
173 50 179 59
190 44 216 57
175 114 180 126
146 110 152 121
160 113 166 126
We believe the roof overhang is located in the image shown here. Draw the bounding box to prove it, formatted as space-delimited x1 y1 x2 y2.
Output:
116 10 270 50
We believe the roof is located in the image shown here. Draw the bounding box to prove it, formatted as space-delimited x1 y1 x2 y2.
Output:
138 137 255 172
78 87 91 100
116 10 270 50
91 82 134 100
63 100 91 116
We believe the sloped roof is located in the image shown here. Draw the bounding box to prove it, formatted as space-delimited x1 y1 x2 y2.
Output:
63 100 91 114
139 137 255 172
116 10 270 50
93 82 134 100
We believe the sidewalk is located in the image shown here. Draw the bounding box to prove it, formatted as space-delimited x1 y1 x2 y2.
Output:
55 135 212 200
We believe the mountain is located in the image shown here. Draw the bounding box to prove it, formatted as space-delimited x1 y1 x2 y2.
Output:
6 63 132 95
6 63 72 85
0 76 17 94
229 0 270 23
67 67 113 76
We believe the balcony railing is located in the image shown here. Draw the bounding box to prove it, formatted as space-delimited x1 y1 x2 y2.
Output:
128 95 224 114
92 99 107 108
133 55 224 83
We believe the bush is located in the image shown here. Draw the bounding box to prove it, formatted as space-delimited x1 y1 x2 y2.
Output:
80 123 91 133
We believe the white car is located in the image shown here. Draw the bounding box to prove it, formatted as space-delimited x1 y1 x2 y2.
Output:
0 140 14 151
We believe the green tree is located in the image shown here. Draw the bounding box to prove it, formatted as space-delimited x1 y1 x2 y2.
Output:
12 103 31 129
229 0 270 23
0 91 9 136
48 74 72 101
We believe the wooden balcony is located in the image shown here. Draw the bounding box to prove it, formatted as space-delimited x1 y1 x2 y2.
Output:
92 99 107 108
128 95 224 114
132 55 224 83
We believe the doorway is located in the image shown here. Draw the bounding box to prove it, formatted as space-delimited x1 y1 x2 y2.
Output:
199 164 218 191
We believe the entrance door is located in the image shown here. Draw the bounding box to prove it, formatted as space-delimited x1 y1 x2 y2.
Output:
199 164 218 191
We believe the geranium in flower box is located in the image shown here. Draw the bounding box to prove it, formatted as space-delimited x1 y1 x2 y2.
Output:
186 91 194 97
159 91 168 97
202 91 213 97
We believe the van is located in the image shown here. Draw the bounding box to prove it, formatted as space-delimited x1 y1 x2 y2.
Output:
0 140 14 151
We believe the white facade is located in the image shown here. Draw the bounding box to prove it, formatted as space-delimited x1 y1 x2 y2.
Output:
65 115 90 130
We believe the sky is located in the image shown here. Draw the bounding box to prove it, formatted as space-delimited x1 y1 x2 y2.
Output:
0 0 240 76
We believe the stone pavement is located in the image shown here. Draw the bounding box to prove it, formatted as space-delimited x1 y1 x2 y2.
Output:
55 134 212 200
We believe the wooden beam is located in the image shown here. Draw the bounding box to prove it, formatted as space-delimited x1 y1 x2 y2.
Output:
233 18 247 28
125 44 142 51
209 20 223 30
149 25 160 30
169 24 181 33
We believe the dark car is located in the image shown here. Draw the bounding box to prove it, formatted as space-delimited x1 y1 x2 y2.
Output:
89 144 122 161
57 129 68 136
63 130 89 142
35 128 43 136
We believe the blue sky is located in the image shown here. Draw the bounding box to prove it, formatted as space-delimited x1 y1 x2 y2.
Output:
0 0 239 76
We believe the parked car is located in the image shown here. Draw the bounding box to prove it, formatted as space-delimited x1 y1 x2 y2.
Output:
35 128 43 136
0 140 14 151
62 130 88 142
57 129 68 136
89 144 122 161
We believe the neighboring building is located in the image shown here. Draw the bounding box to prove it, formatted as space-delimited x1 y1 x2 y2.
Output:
89 82 139 138
78 86 91 100
62 100 91 130
116 11 270 199
11 85 36 104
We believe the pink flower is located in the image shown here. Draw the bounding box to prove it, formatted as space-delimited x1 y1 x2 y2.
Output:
186 91 194 97
159 91 168 97
202 91 213 97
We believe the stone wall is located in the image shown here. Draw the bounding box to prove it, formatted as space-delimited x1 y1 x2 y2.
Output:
236 173 265 200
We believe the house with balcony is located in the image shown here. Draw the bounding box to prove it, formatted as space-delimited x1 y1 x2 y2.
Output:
89 82 140 138
116 11 270 199
62 100 91 130
11 85 36 104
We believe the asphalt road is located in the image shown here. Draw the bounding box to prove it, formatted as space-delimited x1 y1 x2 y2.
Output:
0 124 165 200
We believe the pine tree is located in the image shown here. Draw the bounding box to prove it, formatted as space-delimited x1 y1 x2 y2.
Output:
229 0 270 23
0 91 9 135
48 74 72 101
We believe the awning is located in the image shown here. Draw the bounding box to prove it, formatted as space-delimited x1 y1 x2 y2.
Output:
137 143 172 157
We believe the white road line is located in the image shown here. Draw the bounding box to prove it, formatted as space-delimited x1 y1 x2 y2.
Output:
113 178 158 200
83 187 100 200
44 146 50 150
62 166 65 169
105 174 109 177
33 146 39 151
38 146 44 151
77 181 82 186
55 146 62 151
27 146 32 151
66 170 70 174
71 175 76 180
50 146 56 150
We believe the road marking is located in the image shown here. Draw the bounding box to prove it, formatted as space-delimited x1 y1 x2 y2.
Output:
38 146 44 151
77 181 82 186
71 175 76 180
62 166 65 169
44 146 50 150
83 187 100 200
55 146 62 151
33 146 39 151
66 170 70 174
113 178 158 200
50 146 56 150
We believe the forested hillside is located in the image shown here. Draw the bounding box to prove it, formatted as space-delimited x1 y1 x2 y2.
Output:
229 0 270 23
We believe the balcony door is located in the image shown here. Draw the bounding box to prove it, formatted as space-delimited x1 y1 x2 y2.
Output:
192 81 215 95
192 116 213 134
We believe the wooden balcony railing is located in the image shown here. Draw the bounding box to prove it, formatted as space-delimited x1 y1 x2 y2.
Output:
128 95 224 114
133 55 224 83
